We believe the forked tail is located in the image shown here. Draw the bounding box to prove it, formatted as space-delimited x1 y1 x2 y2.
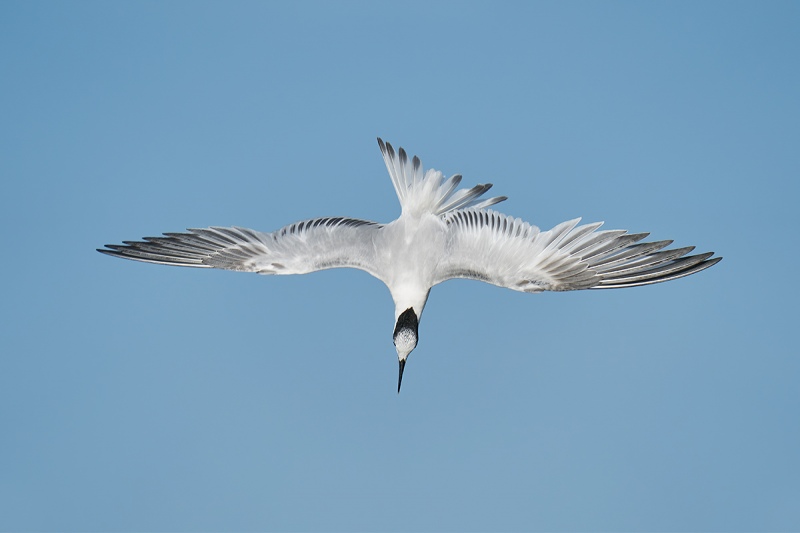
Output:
377 138 507 217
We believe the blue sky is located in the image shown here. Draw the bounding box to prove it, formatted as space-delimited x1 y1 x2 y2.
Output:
1 1 798 531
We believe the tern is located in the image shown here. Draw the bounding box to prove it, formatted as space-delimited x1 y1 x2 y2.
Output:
99 139 721 391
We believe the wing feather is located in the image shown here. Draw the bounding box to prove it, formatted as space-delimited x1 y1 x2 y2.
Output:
435 208 720 292
98 217 383 276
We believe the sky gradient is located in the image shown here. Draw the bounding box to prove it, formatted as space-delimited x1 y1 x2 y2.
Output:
1 1 798 531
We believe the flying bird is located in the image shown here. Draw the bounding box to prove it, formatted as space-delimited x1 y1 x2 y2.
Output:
98 139 721 391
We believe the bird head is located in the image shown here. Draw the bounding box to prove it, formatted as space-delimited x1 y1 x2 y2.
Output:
393 307 419 393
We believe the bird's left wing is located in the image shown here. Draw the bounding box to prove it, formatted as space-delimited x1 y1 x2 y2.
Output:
434 209 720 292
98 217 383 277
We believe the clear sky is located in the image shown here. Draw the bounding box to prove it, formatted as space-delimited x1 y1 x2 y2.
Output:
1 1 798 531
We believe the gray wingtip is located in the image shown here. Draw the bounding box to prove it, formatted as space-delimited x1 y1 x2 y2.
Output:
592 252 722 289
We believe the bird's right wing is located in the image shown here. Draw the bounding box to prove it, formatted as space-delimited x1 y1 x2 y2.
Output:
98 217 384 277
434 209 721 292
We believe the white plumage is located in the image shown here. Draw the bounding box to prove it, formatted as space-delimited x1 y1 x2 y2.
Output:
99 139 721 391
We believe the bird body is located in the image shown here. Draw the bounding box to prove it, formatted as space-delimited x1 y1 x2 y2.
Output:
379 215 441 320
99 139 721 391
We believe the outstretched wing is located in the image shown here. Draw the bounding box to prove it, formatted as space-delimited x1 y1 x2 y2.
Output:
434 209 721 292
98 217 383 277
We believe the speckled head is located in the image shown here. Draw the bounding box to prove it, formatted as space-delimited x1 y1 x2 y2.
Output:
393 307 419 392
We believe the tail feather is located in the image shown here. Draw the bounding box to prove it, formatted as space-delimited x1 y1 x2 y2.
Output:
377 138 506 216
